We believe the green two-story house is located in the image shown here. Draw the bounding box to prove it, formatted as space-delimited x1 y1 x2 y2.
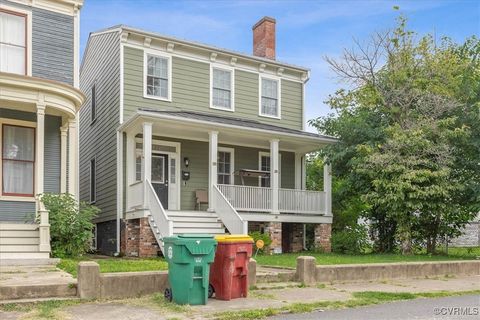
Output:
80 17 335 256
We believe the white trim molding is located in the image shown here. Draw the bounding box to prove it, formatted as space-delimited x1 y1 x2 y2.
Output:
218 146 235 185
143 48 172 102
6 0 84 16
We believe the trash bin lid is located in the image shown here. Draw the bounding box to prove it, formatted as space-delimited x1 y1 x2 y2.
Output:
215 235 253 243
178 234 214 238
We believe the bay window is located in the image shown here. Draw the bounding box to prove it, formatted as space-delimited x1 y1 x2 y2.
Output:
0 9 27 75
2 125 35 196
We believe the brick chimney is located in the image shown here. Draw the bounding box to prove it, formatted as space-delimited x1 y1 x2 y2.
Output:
252 16 276 60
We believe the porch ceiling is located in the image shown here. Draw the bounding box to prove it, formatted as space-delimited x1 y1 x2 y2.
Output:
119 110 337 153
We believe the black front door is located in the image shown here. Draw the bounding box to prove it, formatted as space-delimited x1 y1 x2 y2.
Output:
152 153 168 209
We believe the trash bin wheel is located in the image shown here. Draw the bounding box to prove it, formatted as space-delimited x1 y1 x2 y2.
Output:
164 288 173 302
208 284 215 298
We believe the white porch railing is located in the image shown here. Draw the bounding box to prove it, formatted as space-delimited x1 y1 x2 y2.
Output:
217 184 272 212
128 181 144 209
279 188 326 214
213 185 247 234
145 180 173 242
217 184 327 215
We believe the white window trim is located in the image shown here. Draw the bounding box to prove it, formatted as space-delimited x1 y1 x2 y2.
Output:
0 4 32 76
218 146 234 185
259 75 281 119
258 151 281 187
91 82 97 124
210 64 235 112
0 118 37 201
143 48 172 102
89 156 96 204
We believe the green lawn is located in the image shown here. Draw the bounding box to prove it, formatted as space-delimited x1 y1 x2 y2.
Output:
255 247 480 268
58 256 168 277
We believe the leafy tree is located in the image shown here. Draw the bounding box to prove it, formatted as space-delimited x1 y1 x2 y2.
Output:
310 15 479 254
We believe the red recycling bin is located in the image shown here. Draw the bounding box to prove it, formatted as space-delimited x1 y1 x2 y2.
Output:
209 235 254 301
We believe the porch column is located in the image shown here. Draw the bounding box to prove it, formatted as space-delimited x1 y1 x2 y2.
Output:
36 103 45 196
294 153 303 190
324 163 332 216
126 132 136 185
270 139 279 214
60 126 68 193
68 118 78 198
208 131 218 211
143 122 152 206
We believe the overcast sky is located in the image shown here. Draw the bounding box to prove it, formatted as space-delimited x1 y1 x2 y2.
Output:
80 0 480 132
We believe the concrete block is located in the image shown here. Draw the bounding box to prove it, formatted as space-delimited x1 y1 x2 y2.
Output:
248 258 257 287
296 256 316 285
77 261 100 299
100 271 169 299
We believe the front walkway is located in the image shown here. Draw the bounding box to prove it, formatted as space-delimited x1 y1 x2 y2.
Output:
1 275 478 319
0 263 76 301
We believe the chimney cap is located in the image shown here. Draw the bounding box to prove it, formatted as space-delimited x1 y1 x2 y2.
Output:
252 16 276 30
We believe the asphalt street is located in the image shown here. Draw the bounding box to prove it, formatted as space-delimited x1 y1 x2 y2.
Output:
269 295 480 320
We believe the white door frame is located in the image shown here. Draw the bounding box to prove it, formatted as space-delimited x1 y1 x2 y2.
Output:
135 138 181 210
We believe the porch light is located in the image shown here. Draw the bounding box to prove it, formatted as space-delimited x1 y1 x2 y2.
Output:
184 157 190 168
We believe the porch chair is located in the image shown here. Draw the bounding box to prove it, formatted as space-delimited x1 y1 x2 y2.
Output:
195 189 208 210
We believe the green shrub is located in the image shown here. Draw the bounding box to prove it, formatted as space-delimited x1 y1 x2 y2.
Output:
41 193 99 258
248 231 272 254
332 224 369 254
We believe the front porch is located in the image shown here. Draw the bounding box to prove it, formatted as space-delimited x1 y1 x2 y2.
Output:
0 72 84 259
118 109 335 255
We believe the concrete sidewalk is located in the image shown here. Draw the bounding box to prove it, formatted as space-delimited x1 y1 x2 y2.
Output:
1 274 478 319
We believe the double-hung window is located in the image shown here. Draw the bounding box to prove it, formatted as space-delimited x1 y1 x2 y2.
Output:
2 125 35 196
211 67 233 110
217 148 234 184
145 53 170 100
89 157 96 203
91 84 96 123
260 77 280 118
259 152 281 188
0 9 27 75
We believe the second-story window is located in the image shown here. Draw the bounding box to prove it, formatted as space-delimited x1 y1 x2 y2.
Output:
91 84 96 123
146 54 169 100
0 9 27 75
260 77 280 118
211 67 233 110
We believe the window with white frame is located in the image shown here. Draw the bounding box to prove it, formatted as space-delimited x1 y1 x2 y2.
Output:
212 67 233 110
89 157 96 203
2 124 34 196
259 152 281 188
0 9 27 75
146 54 169 99
217 149 234 184
91 84 96 123
260 77 280 118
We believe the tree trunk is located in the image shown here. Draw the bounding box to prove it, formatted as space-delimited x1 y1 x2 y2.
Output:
426 237 437 254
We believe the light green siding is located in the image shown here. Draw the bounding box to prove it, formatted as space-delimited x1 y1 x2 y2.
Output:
122 46 303 130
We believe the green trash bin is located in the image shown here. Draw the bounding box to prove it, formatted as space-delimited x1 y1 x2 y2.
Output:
163 234 217 305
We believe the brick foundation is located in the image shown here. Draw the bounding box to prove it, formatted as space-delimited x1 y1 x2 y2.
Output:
120 218 160 257
249 221 306 254
290 223 305 253
314 223 332 252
